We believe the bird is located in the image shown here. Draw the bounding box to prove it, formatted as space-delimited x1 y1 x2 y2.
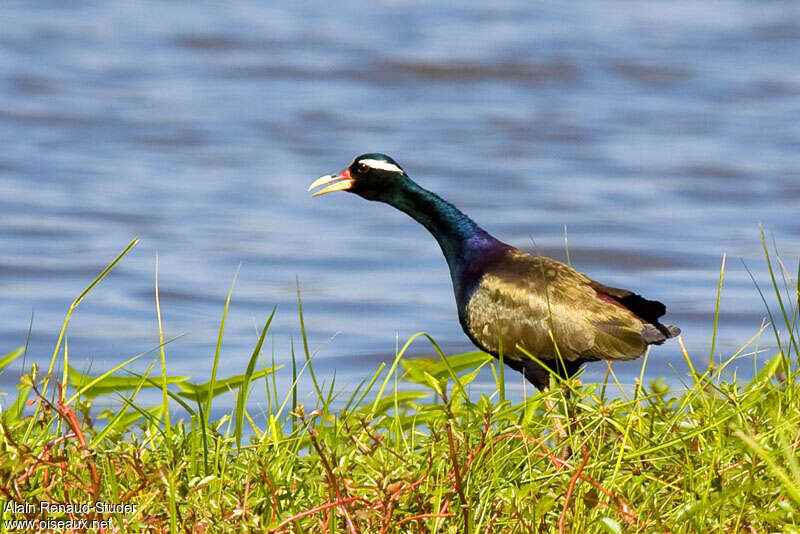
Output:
309 153 680 391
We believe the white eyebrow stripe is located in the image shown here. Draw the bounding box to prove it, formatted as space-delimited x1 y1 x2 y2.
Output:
359 159 403 174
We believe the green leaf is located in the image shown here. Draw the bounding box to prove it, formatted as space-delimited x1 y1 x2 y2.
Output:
5 380 32 422
68 365 190 399
747 352 783 390
359 391 429 418
0 347 24 374
455 366 482 389
177 367 281 403
125 372 198 415
420 371 445 396
90 357 161 446
735 428 800 506
402 351 492 383
597 517 622 534
676 500 702 522
98 405 164 434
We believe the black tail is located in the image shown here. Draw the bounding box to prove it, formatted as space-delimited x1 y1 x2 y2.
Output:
643 323 680 345
589 280 679 344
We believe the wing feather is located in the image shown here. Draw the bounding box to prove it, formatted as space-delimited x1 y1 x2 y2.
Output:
465 249 671 363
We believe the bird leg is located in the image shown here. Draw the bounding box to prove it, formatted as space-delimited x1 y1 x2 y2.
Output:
504 356 574 452
549 378 583 459
510 357 571 444
544 392 569 443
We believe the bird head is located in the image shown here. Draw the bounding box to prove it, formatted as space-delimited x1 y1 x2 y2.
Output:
309 153 407 202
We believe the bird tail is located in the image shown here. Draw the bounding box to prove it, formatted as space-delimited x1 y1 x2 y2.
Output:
643 323 680 345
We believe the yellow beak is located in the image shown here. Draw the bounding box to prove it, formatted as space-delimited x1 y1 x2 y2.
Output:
308 171 354 197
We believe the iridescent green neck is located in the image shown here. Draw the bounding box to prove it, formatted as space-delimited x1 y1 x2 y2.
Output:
383 179 506 285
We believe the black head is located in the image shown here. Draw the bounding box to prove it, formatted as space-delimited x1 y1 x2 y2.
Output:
309 153 408 202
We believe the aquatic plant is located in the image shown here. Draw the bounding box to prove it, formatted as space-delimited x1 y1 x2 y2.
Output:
0 231 798 532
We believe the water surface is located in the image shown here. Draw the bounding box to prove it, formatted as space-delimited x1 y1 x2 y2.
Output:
1 1 799 412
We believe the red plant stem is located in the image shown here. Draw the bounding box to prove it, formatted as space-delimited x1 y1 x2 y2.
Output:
272 497 367 531
436 498 452 530
485 432 637 525
378 458 434 534
445 423 470 531
27 382 101 522
119 481 149 504
460 417 492 477
57 395 100 519
558 448 590 534
16 433 76 483
303 421 359 534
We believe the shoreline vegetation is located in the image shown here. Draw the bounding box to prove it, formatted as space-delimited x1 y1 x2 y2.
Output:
1 232 799 532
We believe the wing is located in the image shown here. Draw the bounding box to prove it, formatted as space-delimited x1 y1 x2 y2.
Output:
465 249 653 362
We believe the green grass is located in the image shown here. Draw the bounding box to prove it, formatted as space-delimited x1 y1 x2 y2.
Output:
1 234 799 533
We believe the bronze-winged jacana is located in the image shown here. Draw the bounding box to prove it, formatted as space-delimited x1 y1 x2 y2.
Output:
309 153 680 390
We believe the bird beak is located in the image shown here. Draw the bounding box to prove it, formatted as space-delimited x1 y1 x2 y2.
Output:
308 170 354 197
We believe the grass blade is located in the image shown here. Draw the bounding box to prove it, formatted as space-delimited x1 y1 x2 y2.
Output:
205 264 240 428
28 238 138 439
235 306 276 447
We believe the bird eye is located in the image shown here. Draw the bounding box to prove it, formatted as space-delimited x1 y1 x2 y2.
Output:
356 162 368 174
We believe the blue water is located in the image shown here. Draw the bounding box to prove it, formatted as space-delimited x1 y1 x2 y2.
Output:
1 1 799 412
